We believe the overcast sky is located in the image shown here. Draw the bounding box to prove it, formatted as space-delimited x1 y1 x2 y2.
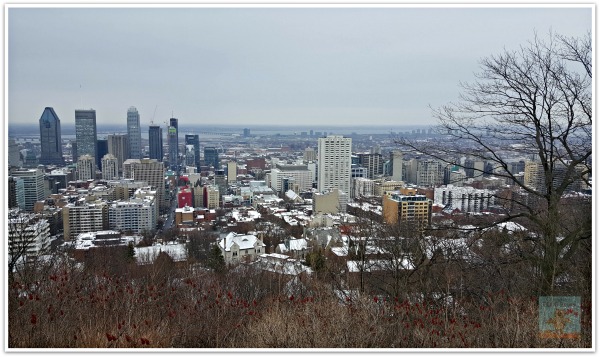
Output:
7 5 592 128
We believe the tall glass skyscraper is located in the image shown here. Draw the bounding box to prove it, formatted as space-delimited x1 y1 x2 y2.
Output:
168 118 179 171
148 125 163 161
204 146 219 170
184 134 200 171
39 107 64 166
75 109 97 169
127 107 142 159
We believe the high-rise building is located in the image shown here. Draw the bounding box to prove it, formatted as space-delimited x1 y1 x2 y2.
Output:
168 118 179 171
184 134 200 171
75 109 97 168
96 139 108 170
11 167 45 211
148 125 163 162
107 134 129 174
127 107 142 159
38 107 64 166
126 158 166 211
317 135 352 194
357 152 384 179
101 154 119 180
382 191 432 227
227 161 237 184
77 154 95 181
62 199 109 240
204 146 219 170
416 160 445 187
390 151 403 181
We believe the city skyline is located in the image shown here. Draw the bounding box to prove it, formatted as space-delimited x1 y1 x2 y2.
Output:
7 5 591 127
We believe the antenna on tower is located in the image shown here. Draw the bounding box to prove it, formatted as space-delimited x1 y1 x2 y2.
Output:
79 84 82 109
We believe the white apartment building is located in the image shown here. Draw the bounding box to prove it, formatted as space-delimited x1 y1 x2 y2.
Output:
109 195 157 234
77 154 95 181
62 199 108 240
269 164 313 193
434 185 496 213
8 212 51 258
101 154 119 180
317 135 352 194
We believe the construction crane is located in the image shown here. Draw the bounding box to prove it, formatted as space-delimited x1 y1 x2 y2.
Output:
150 105 157 125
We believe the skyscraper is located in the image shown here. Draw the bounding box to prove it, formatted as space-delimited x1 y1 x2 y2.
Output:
204 146 219 170
317 135 352 194
38 107 64 166
168 118 179 171
77 154 95 181
148 125 163 161
184 134 200 171
75 109 97 170
96 139 108 170
127 107 142 159
101 154 119 180
390 151 403 181
107 134 129 175
11 167 45 211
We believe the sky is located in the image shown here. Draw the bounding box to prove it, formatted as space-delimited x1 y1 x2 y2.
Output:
7 5 592 128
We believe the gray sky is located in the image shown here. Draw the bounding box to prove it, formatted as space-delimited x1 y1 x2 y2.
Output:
7 5 591 127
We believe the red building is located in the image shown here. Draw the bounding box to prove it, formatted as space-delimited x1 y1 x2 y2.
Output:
178 186 193 208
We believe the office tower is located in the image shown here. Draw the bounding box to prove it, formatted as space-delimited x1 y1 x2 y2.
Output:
107 134 129 174
8 177 21 208
357 152 384 179
243 128 250 137
390 151 403 181
204 146 219 170
38 107 64 166
184 134 200 171
77 154 95 181
96 139 108 170
75 109 97 168
11 167 45 211
148 125 163 161
416 160 445 187
101 154 119 180
317 135 352 194
70 141 77 164
127 106 142 159
185 145 196 168
227 161 237 184
168 118 179 171
129 158 166 210
214 169 226 196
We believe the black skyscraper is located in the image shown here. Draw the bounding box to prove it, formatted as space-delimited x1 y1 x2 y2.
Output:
39 107 64 166
168 118 179 171
149 125 163 161
185 134 200 171
96 139 108 170
204 146 219 170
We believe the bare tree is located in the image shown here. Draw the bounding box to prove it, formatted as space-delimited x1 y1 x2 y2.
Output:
399 32 591 296
8 210 50 282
